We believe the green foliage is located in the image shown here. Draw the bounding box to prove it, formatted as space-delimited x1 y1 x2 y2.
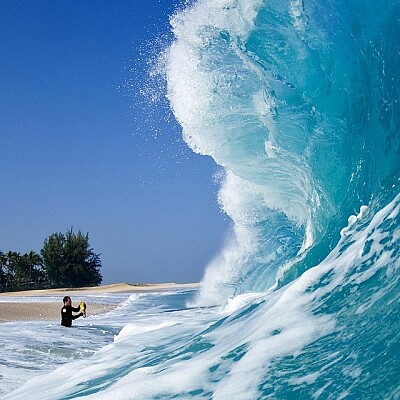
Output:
0 251 7 289
41 232 65 286
0 229 102 292
0 250 44 292
41 229 102 288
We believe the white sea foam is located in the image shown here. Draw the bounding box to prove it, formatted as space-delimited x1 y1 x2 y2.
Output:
114 321 178 343
2 190 399 399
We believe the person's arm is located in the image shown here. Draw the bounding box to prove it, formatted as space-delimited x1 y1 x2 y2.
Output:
71 305 81 312
71 312 83 320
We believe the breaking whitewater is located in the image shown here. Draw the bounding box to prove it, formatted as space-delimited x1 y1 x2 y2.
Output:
1 0 399 398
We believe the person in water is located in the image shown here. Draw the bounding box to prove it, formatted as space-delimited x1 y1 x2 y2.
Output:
61 296 86 327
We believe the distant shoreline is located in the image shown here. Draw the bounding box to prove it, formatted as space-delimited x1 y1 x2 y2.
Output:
0 282 201 298
0 282 201 323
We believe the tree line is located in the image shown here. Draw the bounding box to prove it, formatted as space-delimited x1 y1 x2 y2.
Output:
0 229 102 292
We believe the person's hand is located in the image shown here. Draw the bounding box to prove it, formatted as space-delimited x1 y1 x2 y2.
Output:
83 310 86 318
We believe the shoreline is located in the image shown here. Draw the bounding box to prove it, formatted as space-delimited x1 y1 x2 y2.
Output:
0 302 114 323
0 282 201 297
0 282 201 323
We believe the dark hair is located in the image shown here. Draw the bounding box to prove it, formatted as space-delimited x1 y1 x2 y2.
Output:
63 296 71 304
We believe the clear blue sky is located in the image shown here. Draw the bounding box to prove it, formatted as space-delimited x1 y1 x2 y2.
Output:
0 0 229 284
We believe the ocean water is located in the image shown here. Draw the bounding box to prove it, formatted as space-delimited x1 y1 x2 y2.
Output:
2 0 400 398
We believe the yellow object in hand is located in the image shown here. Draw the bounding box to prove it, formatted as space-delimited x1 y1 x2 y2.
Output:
79 301 86 317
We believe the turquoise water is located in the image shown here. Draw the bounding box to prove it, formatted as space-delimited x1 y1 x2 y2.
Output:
1 0 399 398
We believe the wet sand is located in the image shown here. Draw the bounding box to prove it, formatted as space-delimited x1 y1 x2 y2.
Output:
0 282 200 323
0 302 114 323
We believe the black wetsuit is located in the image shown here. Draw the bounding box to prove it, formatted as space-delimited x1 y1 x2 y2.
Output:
61 305 83 327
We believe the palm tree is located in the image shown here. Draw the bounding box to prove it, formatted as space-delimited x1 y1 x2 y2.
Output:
0 251 7 291
5 251 21 290
24 250 44 287
26 250 43 285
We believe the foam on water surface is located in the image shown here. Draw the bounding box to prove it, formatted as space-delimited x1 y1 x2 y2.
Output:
2 192 399 398
1 0 399 398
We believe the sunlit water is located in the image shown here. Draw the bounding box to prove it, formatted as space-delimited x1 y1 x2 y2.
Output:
1 0 399 398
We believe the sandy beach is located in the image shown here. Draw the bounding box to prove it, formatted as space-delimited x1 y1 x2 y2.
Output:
0 301 114 323
0 282 200 323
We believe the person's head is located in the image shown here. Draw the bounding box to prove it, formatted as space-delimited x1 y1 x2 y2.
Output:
63 296 71 305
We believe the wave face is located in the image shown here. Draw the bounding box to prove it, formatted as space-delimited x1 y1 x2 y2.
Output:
2 1 399 399
167 0 400 303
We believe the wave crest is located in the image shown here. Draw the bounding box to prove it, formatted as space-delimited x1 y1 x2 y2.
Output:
166 0 400 302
